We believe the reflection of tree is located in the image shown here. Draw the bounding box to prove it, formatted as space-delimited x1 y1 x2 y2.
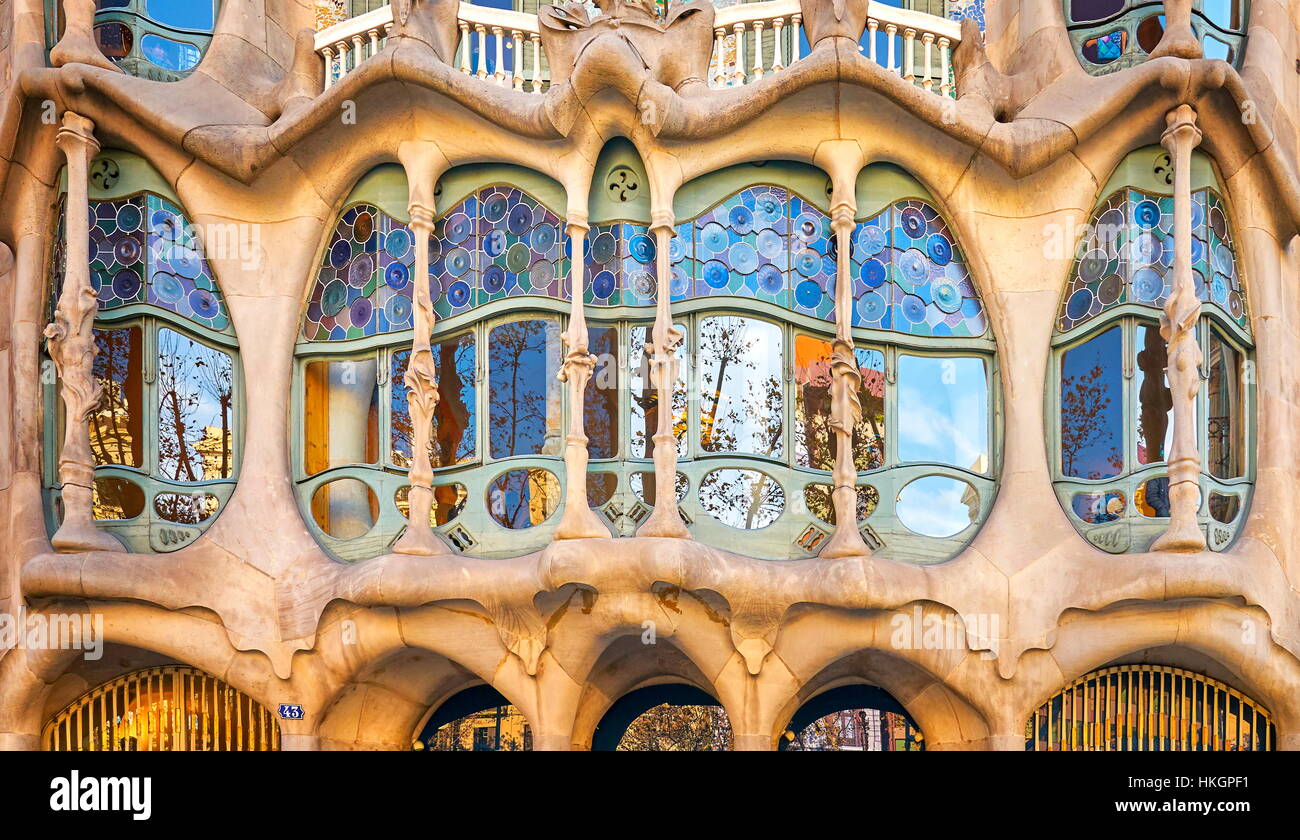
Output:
391 336 475 478
699 469 782 530
157 330 232 483
617 704 733 751
1060 348 1122 480
698 317 782 456
428 706 532 751
90 327 141 468
584 327 618 460
794 340 885 471
488 320 557 458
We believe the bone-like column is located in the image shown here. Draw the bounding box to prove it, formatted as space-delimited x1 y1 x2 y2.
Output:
636 209 689 538
1151 104 1207 554
554 214 611 539
46 113 120 553
49 0 122 72
393 198 447 555
820 198 871 557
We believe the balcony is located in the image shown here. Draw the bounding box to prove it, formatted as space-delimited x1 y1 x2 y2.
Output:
315 0 963 96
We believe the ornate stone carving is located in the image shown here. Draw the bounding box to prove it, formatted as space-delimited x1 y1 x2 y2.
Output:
798 0 869 49
1151 104 1206 553
390 0 460 63
393 203 450 556
538 0 715 91
46 114 120 553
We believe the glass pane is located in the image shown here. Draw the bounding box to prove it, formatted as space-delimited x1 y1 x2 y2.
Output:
895 475 978 538
390 333 477 470
698 468 785 529
1071 490 1126 523
1081 29 1126 64
488 319 562 459
586 472 617 507
1135 476 1172 517
311 478 377 538
1060 326 1123 479
794 336 886 471
698 316 783 458
487 468 560 529
303 357 378 476
1135 322 1174 465
897 355 988 471
631 471 687 506
145 0 216 31
1199 0 1242 31
1208 491 1241 524
91 477 144 521
1136 14 1166 53
394 484 466 526
803 483 879 525
585 326 619 460
154 491 219 524
157 328 235 481
629 324 687 459
1206 329 1243 479
139 34 203 72
1201 34 1233 62
93 22 133 59
90 326 143 468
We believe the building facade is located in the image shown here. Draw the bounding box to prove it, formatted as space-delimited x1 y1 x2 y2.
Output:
0 0 1296 750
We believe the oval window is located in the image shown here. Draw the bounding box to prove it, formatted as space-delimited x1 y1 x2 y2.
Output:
1081 29 1126 65
140 34 203 72
154 492 219 524
92 477 145 521
1070 490 1126 524
487 468 560 529
1136 15 1166 53
1135 476 1171 517
896 475 978 538
93 22 133 59
699 469 784 530
394 484 466 526
803 483 879 525
1208 491 1241 524
311 478 378 538
146 0 217 31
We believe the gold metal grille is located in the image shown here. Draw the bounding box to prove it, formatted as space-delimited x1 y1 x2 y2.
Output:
43 665 280 751
1027 664 1274 751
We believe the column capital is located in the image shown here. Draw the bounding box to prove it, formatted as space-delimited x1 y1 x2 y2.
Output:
565 211 589 237
1161 104 1202 153
55 112 99 158
649 208 676 234
407 202 436 231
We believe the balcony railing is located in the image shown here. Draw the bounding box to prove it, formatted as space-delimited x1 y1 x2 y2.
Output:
315 1 962 96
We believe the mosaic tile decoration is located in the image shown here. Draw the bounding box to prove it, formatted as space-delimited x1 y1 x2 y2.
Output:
54 195 232 333
688 186 794 307
948 0 987 32
581 222 657 306
304 188 568 341
849 199 987 337
1056 188 1248 334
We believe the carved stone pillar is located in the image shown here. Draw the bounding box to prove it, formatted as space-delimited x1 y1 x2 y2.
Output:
820 200 871 557
49 0 122 72
1147 0 1202 60
1151 104 1206 553
393 202 448 555
554 214 611 539
636 209 689 538
46 113 119 553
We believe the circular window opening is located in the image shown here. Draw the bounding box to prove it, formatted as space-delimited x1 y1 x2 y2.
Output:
311 478 378 538
699 468 784 530
487 468 560 529
896 475 978 538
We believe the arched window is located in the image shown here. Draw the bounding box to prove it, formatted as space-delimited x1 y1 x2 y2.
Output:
1064 0 1248 74
44 151 239 553
297 161 995 564
1027 664 1274 750
1052 147 1252 553
44 665 279 751
781 684 924 751
414 685 532 751
45 0 221 81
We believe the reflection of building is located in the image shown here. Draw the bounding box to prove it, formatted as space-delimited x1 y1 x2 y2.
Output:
8 0 1300 757
428 706 532 751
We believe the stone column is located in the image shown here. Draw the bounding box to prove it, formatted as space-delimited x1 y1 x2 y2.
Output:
1148 0 1202 60
636 209 689 538
554 213 611 539
46 113 120 553
821 197 871 557
393 211 445 553
49 0 121 72
1151 104 1206 553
